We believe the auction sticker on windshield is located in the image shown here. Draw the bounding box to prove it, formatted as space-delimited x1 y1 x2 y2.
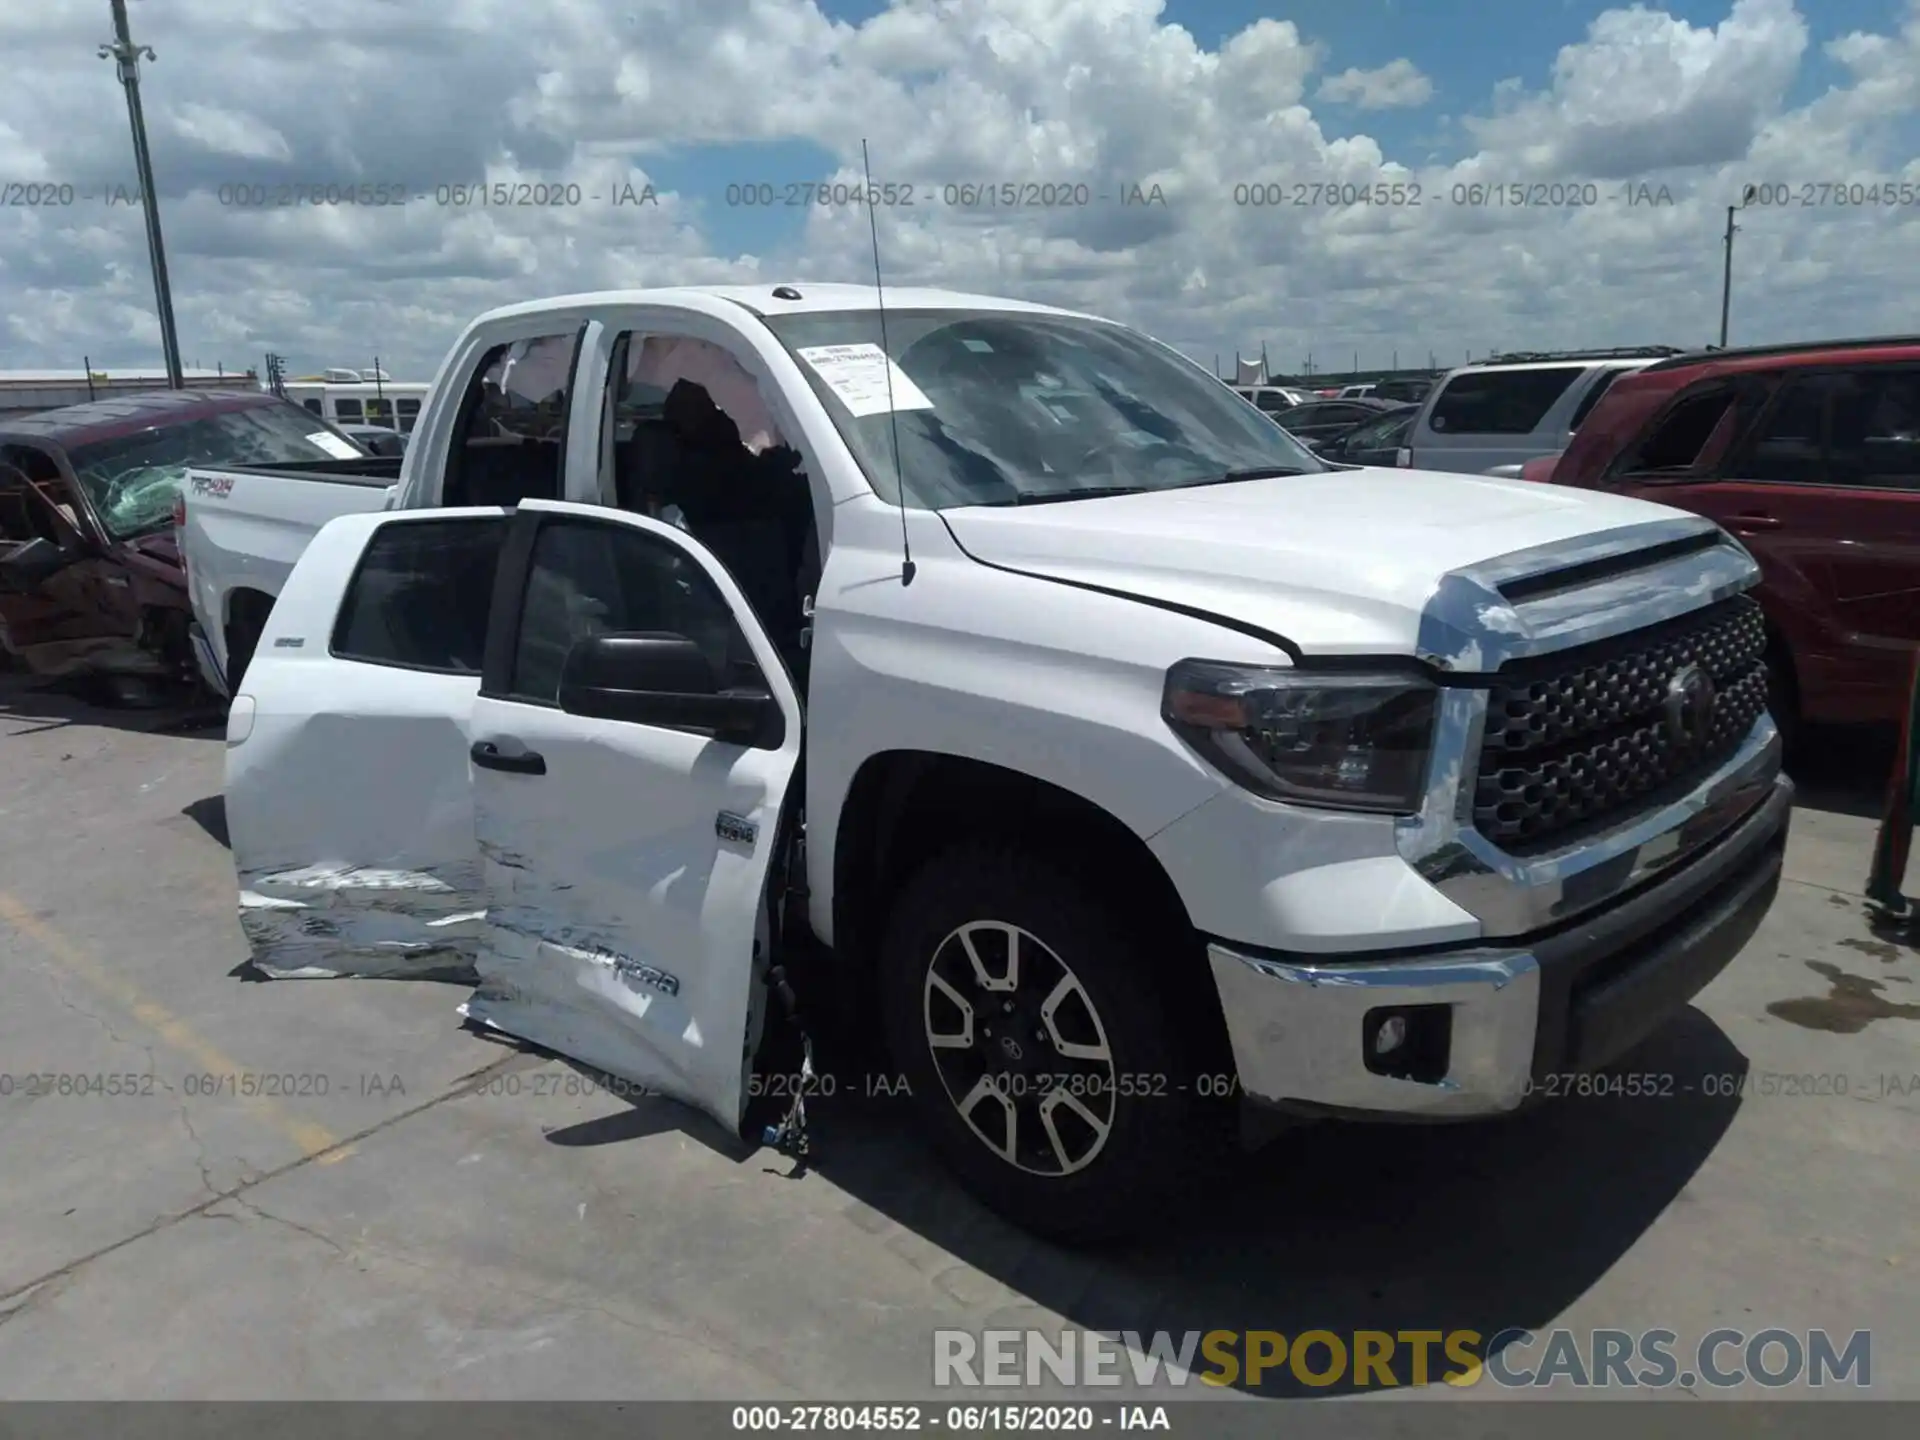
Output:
796 343 935 417
306 431 364 459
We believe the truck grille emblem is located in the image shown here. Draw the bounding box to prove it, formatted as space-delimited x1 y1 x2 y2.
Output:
1662 664 1717 747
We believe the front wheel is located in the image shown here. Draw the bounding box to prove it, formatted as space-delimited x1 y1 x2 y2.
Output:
878 842 1232 1243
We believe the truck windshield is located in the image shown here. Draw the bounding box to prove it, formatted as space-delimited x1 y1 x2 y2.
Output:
760 309 1324 509
65 403 363 541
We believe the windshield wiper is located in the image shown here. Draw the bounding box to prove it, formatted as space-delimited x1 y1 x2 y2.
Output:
1005 485 1154 506
1177 466 1313 488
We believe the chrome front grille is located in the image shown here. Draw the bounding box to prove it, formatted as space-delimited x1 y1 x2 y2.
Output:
1472 596 1769 854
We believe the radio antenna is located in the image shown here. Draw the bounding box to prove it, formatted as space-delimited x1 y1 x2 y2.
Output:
861 138 914 585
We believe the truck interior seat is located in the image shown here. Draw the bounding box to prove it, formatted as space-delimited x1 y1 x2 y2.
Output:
451 435 562 508
614 421 683 514
610 386 814 674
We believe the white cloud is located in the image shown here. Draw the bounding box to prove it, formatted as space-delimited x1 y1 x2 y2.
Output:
163 102 295 163
1463 0 1809 177
0 0 1915 381
1317 59 1435 110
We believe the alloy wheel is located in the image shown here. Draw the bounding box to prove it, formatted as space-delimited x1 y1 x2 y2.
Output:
922 920 1118 1177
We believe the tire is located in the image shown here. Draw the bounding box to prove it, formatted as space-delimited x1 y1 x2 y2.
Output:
878 841 1233 1244
225 604 268 696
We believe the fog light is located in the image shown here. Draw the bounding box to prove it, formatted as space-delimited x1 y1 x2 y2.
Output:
1373 1014 1408 1055
1363 1004 1452 1083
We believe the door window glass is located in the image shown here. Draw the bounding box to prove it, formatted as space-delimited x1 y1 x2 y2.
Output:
1832 369 1920 489
1342 409 1415 451
1428 368 1581 435
1742 376 1831 485
442 330 582 508
331 516 508 673
507 518 756 706
1622 387 1743 474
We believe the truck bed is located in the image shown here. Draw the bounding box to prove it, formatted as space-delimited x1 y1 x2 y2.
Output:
180 459 405 689
194 456 405 486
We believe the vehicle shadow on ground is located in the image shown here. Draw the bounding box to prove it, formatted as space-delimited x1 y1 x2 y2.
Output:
540 1000 1749 1398
182 794 230 848
0 670 224 739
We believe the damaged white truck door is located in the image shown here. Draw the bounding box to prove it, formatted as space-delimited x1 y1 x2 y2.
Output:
463 501 803 1135
225 508 512 978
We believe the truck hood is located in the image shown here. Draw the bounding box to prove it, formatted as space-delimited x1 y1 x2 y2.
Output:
939 467 1697 658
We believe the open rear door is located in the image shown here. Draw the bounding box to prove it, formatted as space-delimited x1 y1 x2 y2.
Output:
464 501 803 1135
224 508 512 979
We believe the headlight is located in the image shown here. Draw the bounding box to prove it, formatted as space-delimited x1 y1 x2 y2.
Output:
1162 661 1437 813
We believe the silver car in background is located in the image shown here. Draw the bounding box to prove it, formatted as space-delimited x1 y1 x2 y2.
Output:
1405 347 1682 475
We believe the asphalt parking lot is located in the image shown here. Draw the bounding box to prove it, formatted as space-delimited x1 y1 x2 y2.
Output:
1 669 1917 1403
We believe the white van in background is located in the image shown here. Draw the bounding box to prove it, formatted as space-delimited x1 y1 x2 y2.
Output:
283 371 432 435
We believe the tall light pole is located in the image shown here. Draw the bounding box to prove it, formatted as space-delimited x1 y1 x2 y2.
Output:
1718 185 1757 349
100 0 184 387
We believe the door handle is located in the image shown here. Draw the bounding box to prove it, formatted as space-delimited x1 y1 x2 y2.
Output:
1729 512 1782 531
470 739 546 775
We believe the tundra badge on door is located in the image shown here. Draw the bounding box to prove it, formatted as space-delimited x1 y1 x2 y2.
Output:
716 812 758 845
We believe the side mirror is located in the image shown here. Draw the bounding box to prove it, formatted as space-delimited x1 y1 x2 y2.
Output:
0 535 82 593
557 631 784 748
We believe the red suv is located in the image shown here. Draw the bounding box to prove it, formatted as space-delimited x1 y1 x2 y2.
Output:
1542 337 1920 738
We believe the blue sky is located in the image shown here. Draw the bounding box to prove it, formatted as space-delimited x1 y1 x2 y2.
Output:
6 0 1915 373
644 0 1911 258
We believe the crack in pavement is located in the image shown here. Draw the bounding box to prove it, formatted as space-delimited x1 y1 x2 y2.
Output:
218 1194 355 1262
0 1274 72 1334
29 957 165 1084
0 1051 527 1312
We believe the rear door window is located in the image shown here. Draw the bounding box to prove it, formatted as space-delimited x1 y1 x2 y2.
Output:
331 515 509 673
1832 368 1920 490
1427 368 1581 435
1615 384 1751 476
441 329 585 508
1738 376 1831 485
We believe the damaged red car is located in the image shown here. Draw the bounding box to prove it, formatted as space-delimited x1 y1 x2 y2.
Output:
0 388 367 702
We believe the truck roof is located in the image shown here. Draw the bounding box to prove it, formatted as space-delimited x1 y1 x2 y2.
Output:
468 282 1098 328
0 388 281 449
1639 333 1920 373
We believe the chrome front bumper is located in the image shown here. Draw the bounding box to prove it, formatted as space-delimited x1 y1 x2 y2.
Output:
1209 768 1793 1119
1207 519 1788 1119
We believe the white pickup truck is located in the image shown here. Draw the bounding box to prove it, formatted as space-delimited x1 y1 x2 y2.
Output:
189 283 1792 1242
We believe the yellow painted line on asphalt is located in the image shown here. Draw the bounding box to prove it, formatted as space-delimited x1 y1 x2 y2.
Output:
0 891 353 1166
